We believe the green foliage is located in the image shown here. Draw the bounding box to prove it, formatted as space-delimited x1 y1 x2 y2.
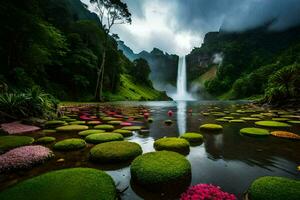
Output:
0 87 58 119
0 168 117 200
130 58 152 87
85 133 124 144
53 138 86 150
264 64 300 103
248 176 300 200
240 128 270 136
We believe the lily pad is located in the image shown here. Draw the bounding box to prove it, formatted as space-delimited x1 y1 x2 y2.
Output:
240 127 270 136
255 121 291 128
56 125 89 132
271 131 300 140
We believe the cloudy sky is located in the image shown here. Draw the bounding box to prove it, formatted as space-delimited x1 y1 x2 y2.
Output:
83 0 300 55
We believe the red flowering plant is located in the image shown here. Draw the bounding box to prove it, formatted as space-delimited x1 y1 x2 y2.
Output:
180 184 237 200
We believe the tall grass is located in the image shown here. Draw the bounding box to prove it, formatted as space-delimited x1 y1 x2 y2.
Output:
0 86 58 120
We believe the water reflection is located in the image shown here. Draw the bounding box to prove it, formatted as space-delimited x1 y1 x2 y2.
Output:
176 101 187 135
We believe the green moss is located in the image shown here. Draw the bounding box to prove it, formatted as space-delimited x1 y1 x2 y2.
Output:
101 117 118 121
251 114 264 118
180 133 203 145
130 151 191 191
199 124 223 131
53 138 86 150
248 176 300 200
42 129 56 134
0 136 34 151
288 120 300 124
78 129 105 136
45 120 67 128
154 137 190 155
113 129 133 137
90 141 142 163
240 117 261 121
94 124 115 131
0 168 117 200
121 126 143 131
85 133 123 144
36 137 56 144
212 112 226 117
229 119 245 123
271 118 289 121
255 121 291 128
69 121 86 125
56 125 89 132
240 127 270 136
64 118 77 122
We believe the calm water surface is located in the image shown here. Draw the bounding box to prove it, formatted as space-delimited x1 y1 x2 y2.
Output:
0 101 299 200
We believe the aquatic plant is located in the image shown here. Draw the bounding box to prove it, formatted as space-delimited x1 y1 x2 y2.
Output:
248 176 300 200
113 129 133 137
85 133 123 144
271 131 300 140
154 137 190 155
121 126 143 131
131 151 191 191
0 168 117 200
199 124 223 131
180 183 236 200
0 145 54 173
240 128 270 136
90 141 142 163
255 121 291 128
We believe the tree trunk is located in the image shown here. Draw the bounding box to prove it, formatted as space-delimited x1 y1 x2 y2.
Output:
99 51 106 101
94 50 106 101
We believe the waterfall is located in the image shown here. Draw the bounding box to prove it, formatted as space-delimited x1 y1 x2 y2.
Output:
172 56 194 100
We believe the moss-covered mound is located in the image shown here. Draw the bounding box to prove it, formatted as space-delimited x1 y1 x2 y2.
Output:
53 138 86 151
42 129 56 134
69 121 86 125
121 126 143 131
229 119 245 123
180 133 203 145
148 118 153 123
85 133 123 144
113 129 133 137
87 121 101 125
56 125 89 132
0 168 116 200
216 118 229 122
255 121 291 128
90 141 142 163
45 120 67 128
288 120 300 124
101 117 119 121
271 118 289 121
271 131 300 140
248 176 300 200
0 136 34 151
94 124 115 131
240 117 261 121
131 151 191 191
199 124 223 131
36 137 56 144
107 121 121 125
154 137 190 155
240 128 270 136
223 116 234 120
78 129 105 137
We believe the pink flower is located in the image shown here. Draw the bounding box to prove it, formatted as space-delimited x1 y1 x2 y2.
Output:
180 184 237 200
0 145 54 173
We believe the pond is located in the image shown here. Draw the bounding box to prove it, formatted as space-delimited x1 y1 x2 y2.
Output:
0 100 299 200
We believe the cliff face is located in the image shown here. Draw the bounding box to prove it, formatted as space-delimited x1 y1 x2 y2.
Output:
118 41 178 91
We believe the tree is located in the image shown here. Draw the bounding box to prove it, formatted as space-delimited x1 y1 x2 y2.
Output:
131 58 152 87
89 0 131 101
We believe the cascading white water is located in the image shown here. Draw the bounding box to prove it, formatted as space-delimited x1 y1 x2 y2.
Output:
172 56 194 100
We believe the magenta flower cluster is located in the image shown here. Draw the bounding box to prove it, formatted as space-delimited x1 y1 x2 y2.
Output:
0 145 54 173
180 184 237 200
